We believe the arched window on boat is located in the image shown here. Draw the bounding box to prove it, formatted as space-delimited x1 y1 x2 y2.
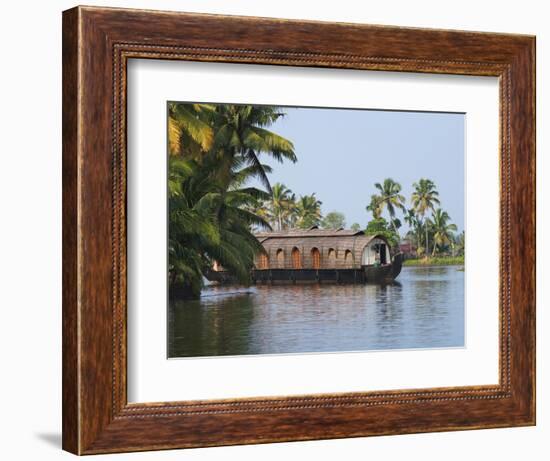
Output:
344 250 353 267
276 249 285 268
291 247 302 269
258 252 269 269
327 248 336 267
311 247 321 269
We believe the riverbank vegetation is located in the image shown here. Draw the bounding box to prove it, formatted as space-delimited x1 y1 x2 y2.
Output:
403 256 464 266
365 177 464 262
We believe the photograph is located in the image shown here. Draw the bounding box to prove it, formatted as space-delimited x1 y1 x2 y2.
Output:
167 102 465 358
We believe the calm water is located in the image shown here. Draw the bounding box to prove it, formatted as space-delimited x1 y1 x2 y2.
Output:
168 266 464 358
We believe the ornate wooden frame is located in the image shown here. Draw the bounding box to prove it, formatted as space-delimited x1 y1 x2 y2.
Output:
62 5 535 455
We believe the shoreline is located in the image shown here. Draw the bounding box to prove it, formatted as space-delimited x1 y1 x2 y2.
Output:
402 257 464 267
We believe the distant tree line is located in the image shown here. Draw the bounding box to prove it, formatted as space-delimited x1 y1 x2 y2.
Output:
247 183 347 231
247 177 463 259
365 178 463 258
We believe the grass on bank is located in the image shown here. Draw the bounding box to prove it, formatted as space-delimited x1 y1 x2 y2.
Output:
403 256 464 266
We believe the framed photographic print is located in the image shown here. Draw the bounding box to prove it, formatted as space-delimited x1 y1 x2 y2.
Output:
62 6 535 455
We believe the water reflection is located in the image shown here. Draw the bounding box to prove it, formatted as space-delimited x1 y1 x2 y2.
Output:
168 266 464 358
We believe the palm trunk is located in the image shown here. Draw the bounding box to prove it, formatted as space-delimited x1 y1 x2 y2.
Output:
390 214 397 234
425 221 429 258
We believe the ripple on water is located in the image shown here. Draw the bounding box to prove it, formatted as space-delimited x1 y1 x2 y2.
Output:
168 266 465 358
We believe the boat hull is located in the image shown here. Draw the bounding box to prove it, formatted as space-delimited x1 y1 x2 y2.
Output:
206 253 403 285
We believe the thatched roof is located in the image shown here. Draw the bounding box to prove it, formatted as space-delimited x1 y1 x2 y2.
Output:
256 232 383 251
255 226 361 239
255 226 386 247
253 227 391 270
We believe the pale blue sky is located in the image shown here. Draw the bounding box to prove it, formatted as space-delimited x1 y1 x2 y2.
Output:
254 106 465 232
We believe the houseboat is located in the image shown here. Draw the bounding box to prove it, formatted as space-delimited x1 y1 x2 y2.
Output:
208 227 402 284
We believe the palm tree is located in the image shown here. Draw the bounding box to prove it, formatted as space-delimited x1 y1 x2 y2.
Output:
207 105 297 192
168 103 215 157
210 187 272 280
243 196 271 232
411 179 440 256
372 178 407 234
430 209 458 256
295 194 323 229
268 183 296 230
404 208 422 253
168 158 221 297
167 103 297 299
168 157 271 298
366 194 383 219
287 192 298 228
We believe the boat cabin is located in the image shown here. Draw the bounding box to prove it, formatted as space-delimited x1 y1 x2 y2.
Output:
253 227 392 271
207 227 401 285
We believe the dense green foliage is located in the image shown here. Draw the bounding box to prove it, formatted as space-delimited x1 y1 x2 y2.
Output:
168 103 296 298
251 182 324 230
364 217 400 249
367 178 406 234
430 208 458 256
410 178 441 255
